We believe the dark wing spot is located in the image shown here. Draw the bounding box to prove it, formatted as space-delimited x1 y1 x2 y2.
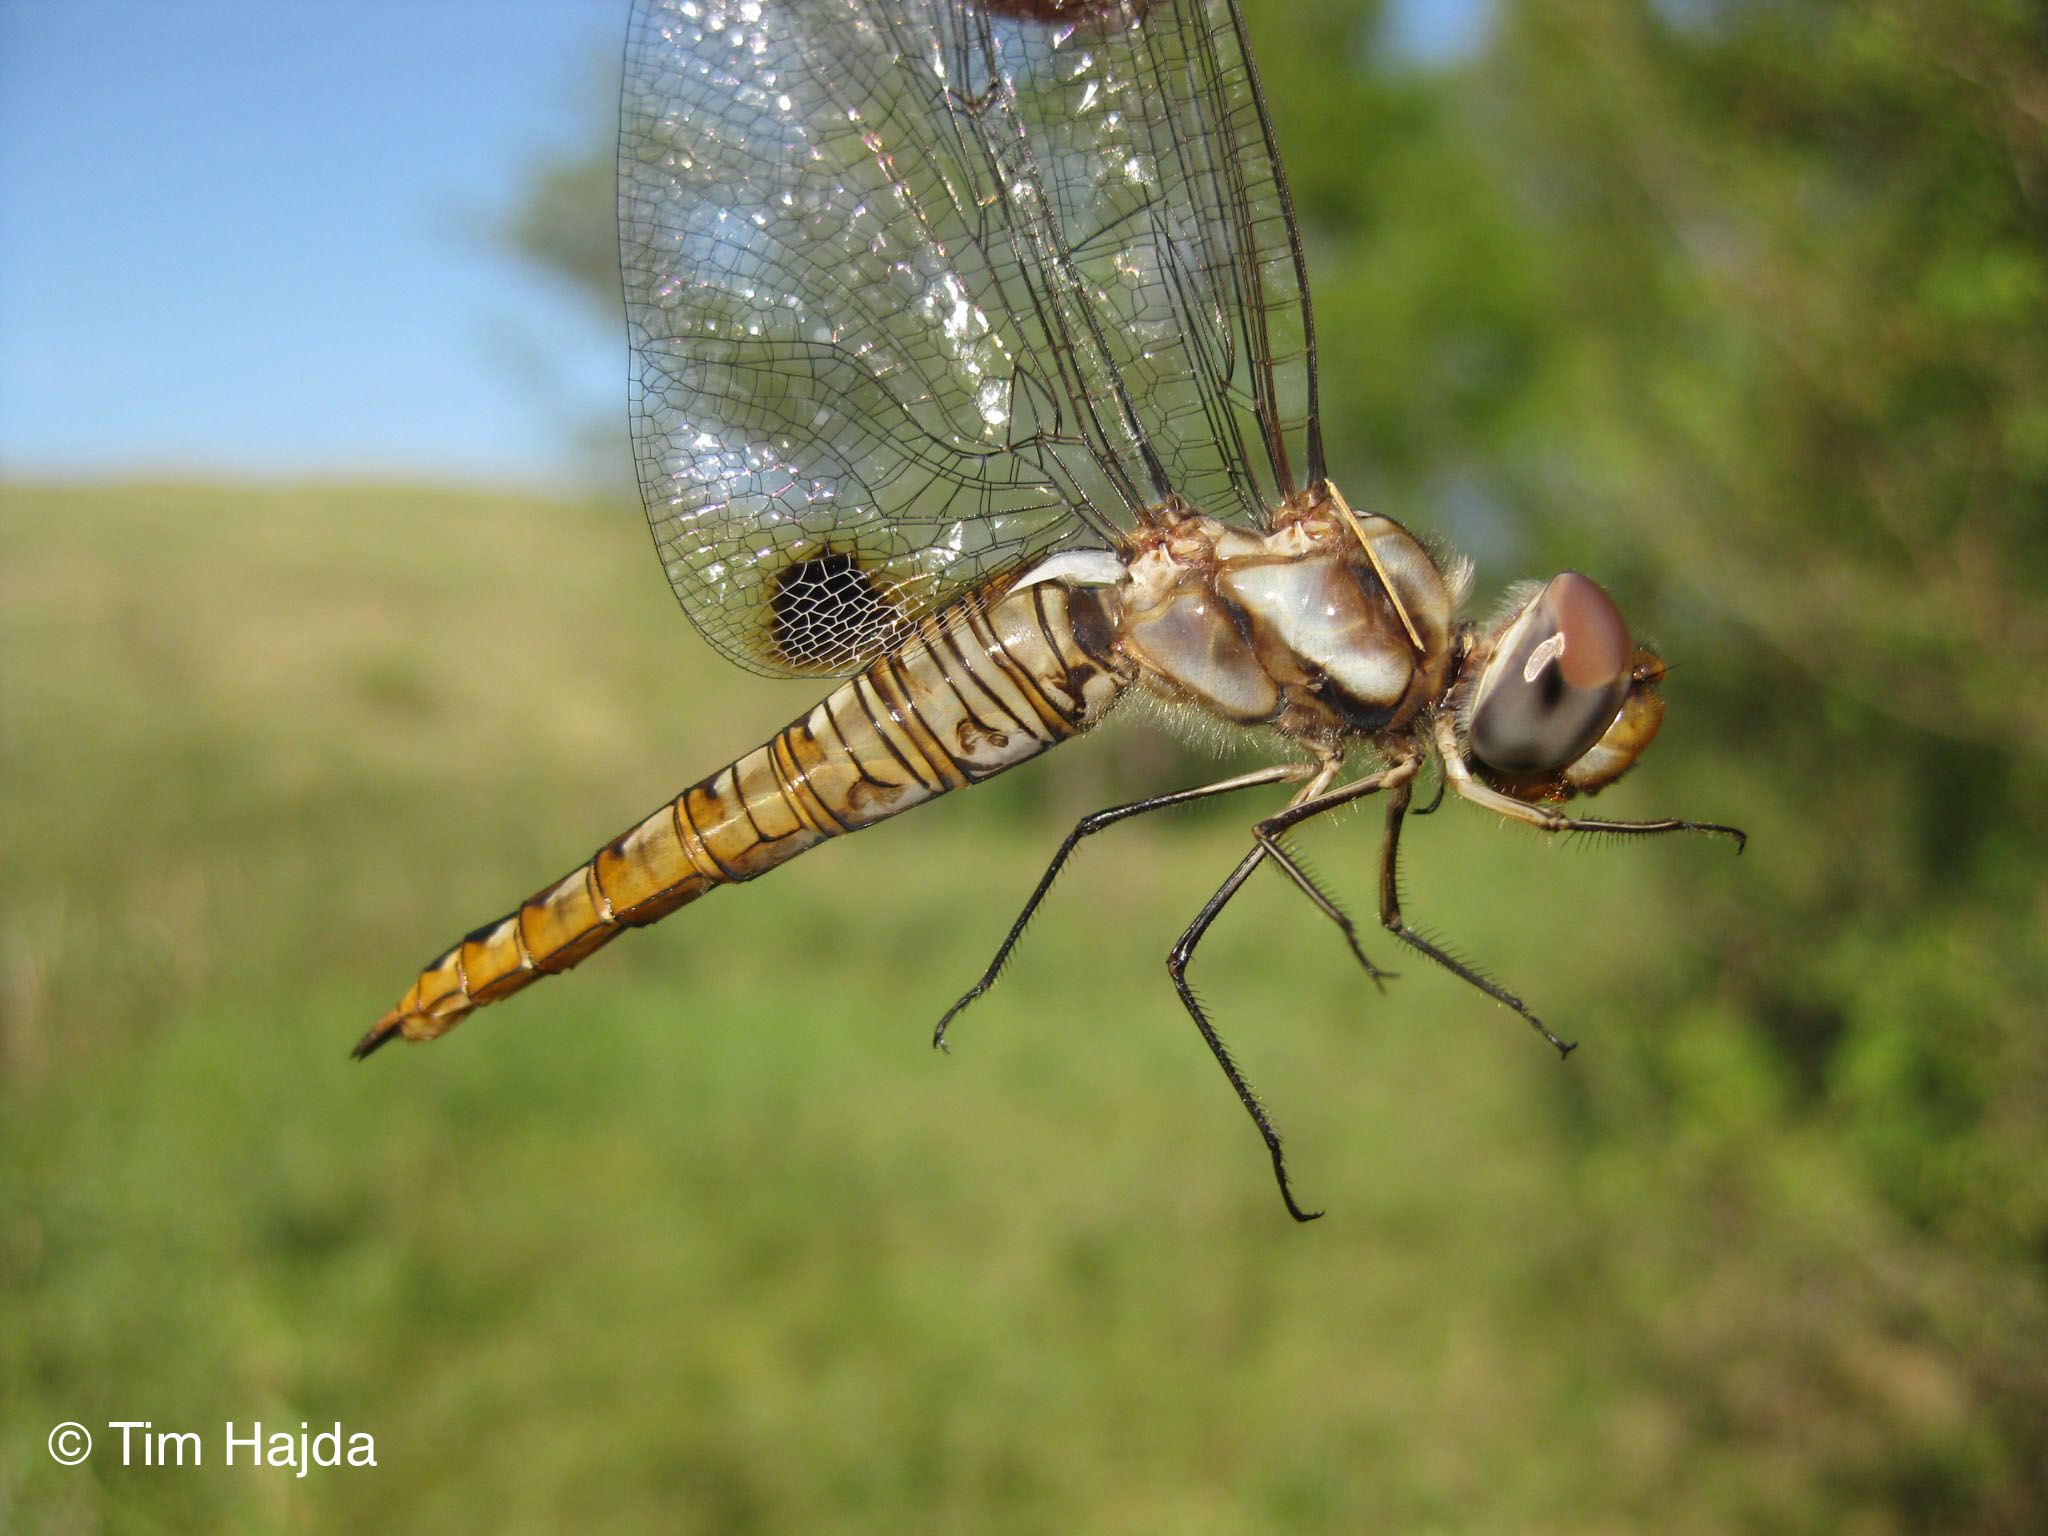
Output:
769 552 899 674
968 0 1148 30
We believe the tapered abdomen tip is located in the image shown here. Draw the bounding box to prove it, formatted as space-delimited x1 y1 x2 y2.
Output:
351 1011 407 1060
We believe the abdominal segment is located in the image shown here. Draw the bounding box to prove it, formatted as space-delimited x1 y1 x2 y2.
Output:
355 581 1126 1057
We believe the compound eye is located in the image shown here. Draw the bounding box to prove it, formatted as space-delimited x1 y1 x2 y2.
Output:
1467 572 1634 775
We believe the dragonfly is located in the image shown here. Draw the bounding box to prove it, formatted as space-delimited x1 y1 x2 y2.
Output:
359 0 1743 1219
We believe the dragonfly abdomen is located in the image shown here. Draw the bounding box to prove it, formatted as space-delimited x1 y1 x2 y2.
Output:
355 579 1126 1057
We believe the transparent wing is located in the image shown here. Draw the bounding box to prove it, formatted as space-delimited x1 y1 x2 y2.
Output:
620 0 1321 675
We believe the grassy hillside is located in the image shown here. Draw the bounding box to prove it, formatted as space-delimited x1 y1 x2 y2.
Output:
0 480 2024 1533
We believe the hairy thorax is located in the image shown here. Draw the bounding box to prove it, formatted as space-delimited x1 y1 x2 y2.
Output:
1069 498 1459 754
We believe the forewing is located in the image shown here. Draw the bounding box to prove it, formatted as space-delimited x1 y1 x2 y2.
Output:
620 0 1320 675
977 0 1322 522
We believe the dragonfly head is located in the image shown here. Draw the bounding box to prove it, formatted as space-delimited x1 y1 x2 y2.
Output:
1456 571 1666 802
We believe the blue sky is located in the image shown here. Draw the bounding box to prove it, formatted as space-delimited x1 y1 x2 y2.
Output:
0 0 624 488
0 0 1485 488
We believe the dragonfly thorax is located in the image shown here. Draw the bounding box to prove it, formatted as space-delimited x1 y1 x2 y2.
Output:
1071 498 1458 751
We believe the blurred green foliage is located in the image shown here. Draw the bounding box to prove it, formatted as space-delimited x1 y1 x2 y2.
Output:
6 0 2045 1530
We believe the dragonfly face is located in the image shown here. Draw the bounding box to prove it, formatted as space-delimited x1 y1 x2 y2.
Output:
363 0 1743 1220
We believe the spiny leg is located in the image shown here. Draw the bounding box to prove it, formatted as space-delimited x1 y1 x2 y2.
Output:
1162 764 1346 1223
1253 838 1395 988
1409 754 1447 816
1245 759 1428 987
1366 723 1745 1054
1167 845 1322 1222
932 763 1312 1050
1431 717 1747 850
1375 777 1576 1056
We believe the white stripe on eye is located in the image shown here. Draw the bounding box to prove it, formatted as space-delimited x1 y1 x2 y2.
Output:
1523 632 1565 683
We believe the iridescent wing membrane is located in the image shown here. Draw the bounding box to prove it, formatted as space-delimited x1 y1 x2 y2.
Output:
619 0 1323 675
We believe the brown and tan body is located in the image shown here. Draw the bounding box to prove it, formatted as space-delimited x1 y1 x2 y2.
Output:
360 475 1740 1221
360 485 1453 1055
361 484 1706 1059
1107 496 1460 750
355 578 1126 1056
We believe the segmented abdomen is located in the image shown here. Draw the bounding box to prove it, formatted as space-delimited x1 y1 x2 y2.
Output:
355 580 1124 1057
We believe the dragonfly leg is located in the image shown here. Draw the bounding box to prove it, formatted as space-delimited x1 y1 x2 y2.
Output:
1248 756 1427 987
1167 844 1323 1223
1408 753 1448 816
932 762 1313 1051
1375 775 1577 1057
1161 761 1349 1223
1432 717 1747 850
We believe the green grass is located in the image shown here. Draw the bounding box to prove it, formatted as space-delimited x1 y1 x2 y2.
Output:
0 481 2006 1533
